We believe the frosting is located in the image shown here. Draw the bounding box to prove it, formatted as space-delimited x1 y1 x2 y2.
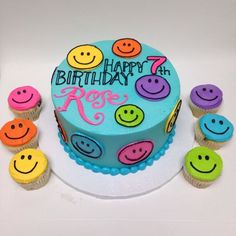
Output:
190 84 223 109
112 38 142 58
9 148 48 183
115 104 144 127
184 146 223 181
117 140 154 165
8 86 41 111
67 45 104 70
51 39 180 171
71 132 103 158
199 114 234 142
0 118 37 146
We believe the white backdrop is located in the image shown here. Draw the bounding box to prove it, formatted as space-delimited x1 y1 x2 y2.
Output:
0 0 236 235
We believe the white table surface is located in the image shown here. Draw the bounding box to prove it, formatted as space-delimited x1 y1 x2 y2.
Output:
0 0 236 235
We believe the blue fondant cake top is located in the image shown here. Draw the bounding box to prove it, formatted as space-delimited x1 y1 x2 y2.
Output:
51 39 180 135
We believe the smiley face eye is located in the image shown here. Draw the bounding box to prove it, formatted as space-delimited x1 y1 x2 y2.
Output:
155 79 159 83
132 149 136 153
81 141 84 145
212 119 215 123
28 155 32 160
11 125 15 129
139 148 142 152
128 43 131 46
124 110 128 114
21 155 25 160
86 143 90 147
205 155 209 160
148 78 152 83
87 52 90 56
23 90 26 93
130 110 134 114
203 88 206 91
17 91 21 95
198 155 202 160
123 43 126 46
210 89 213 93
18 123 23 128
81 52 84 56
219 120 223 125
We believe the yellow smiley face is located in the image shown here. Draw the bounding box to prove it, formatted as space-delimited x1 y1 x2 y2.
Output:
67 44 104 70
9 149 48 184
165 99 182 133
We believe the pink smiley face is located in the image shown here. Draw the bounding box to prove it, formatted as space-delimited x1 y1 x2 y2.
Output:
118 141 154 165
8 86 41 111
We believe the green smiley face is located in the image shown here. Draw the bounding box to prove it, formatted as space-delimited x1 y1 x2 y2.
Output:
115 104 144 127
185 146 223 181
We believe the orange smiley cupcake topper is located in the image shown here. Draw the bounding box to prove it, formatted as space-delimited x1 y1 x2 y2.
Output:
112 38 142 58
0 118 37 147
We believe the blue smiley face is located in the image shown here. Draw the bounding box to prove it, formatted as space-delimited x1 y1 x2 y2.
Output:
71 133 103 159
199 114 234 142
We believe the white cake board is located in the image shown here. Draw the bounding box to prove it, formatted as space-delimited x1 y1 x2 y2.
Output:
39 98 194 199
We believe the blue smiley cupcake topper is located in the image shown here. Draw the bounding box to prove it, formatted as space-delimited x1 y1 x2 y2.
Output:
199 114 234 142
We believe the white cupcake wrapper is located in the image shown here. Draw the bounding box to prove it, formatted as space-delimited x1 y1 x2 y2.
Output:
182 167 212 188
6 133 39 153
19 165 51 190
195 121 226 150
189 99 220 118
11 102 42 121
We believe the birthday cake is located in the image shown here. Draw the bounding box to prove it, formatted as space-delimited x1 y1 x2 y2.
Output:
51 38 181 175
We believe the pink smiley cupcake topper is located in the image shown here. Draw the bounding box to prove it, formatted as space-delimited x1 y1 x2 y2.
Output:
8 86 42 121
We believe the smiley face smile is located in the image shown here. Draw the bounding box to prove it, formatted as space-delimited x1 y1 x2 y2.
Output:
12 93 34 104
73 55 96 65
5 128 29 140
14 160 38 174
190 161 216 173
204 123 229 135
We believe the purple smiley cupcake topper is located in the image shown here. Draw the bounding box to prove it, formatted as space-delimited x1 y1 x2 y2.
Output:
190 84 223 109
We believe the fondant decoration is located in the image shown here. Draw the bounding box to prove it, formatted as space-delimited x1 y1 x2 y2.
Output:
190 84 223 109
184 146 223 181
0 118 37 146
147 56 167 74
118 140 154 165
199 114 234 142
135 75 170 101
8 86 41 110
54 86 128 126
67 44 104 70
54 110 68 143
165 100 182 133
112 38 142 58
115 104 144 127
9 148 48 183
71 133 103 159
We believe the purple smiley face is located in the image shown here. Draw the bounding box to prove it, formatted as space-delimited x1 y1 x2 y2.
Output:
190 84 223 109
135 75 170 101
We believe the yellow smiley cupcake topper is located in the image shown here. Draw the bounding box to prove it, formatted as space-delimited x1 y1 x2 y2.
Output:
67 44 104 70
9 148 48 184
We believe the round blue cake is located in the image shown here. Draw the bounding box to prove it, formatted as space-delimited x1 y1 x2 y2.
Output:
51 38 181 175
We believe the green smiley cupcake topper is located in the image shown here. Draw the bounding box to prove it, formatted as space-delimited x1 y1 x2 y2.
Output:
184 146 223 182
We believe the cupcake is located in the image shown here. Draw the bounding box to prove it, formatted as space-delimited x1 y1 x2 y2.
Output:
183 146 223 188
195 114 234 150
0 118 38 153
189 84 223 117
8 86 42 121
9 149 50 190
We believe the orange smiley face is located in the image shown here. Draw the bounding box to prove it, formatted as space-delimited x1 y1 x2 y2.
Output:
0 119 37 147
112 38 142 58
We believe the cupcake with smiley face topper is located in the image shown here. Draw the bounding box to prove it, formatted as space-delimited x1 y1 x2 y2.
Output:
0 118 38 153
183 146 223 188
189 84 223 118
195 113 234 150
8 86 42 121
